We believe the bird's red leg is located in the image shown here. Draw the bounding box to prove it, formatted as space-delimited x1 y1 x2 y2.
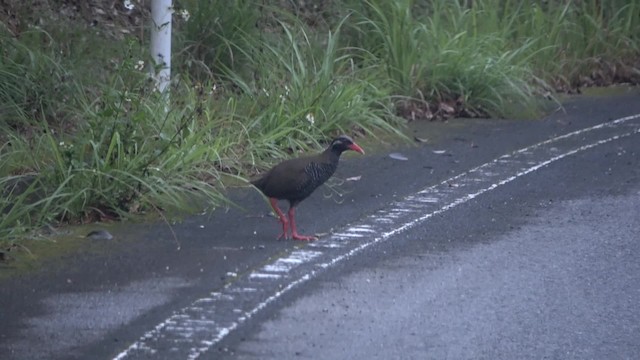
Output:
288 207 318 241
269 198 289 239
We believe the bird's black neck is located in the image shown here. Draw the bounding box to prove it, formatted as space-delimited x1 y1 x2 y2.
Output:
323 146 344 164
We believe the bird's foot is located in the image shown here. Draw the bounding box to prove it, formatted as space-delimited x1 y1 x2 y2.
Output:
276 219 290 240
291 233 318 241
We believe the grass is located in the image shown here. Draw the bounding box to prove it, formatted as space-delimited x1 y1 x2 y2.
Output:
1 59 231 240
340 0 543 118
174 0 260 79
346 0 639 117
222 18 405 156
0 29 70 129
465 0 640 88
1 0 639 245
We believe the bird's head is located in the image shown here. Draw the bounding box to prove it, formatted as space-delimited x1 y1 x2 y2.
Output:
329 135 365 155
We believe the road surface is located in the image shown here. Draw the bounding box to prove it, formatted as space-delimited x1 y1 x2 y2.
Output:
214 121 640 360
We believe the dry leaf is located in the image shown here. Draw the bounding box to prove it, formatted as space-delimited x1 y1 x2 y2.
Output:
389 153 409 161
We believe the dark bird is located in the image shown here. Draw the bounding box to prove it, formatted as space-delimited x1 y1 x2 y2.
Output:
251 135 365 240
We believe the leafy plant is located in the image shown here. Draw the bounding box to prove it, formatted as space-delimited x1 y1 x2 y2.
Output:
0 28 71 130
174 0 260 79
220 18 405 166
348 0 425 95
1 47 230 241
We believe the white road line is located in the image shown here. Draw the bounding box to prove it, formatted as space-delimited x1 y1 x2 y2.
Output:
114 113 640 359
248 273 281 279
331 232 364 238
346 226 375 233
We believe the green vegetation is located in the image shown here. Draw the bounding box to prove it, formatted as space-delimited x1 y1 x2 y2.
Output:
1 0 639 244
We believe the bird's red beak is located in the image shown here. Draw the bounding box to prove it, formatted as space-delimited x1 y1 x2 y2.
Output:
348 143 365 155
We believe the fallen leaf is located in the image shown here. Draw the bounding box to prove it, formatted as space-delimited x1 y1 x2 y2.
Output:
389 153 409 161
414 136 429 143
86 230 113 240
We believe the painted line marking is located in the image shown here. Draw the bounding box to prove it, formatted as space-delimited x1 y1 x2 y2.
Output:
259 250 322 273
331 232 364 238
389 208 416 213
308 241 343 248
248 273 281 280
345 226 376 233
114 113 640 359
228 287 257 293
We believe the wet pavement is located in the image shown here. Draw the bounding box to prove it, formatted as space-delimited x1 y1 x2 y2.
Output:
1 89 640 359
215 133 640 360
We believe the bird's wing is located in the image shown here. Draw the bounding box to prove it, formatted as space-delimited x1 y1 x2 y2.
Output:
260 157 311 198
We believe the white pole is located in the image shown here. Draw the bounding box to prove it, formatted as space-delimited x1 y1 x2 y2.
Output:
150 0 172 94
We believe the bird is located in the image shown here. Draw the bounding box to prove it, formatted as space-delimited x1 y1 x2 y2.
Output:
251 135 365 241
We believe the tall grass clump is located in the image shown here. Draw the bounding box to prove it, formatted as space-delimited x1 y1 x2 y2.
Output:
498 0 640 87
0 28 72 130
1 46 233 241
345 0 541 118
418 1 542 117
345 0 426 96
341 0 640 118
220 18 405 165
174 0 260 80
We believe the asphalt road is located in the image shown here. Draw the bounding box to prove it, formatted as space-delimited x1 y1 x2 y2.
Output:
215 127 640 360
1 89 639 360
